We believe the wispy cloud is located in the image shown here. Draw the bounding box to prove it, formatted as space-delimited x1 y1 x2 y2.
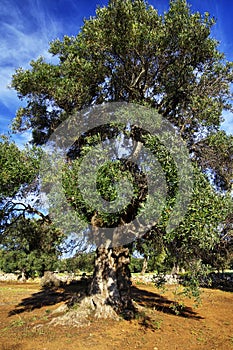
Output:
0 0 105 143
0 0 99 140
0 113 12 132
0 0 65 137
211 3 233 61
12 131 33 149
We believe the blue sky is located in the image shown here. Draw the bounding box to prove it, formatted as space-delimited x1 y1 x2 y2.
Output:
0 0 232 145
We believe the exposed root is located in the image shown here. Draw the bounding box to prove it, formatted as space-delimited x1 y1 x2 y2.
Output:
49 295 120 327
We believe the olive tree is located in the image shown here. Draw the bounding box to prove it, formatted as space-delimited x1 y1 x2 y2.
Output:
11 0 233 319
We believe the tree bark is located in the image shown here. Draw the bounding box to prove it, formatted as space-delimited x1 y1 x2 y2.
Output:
89 243 135 318
141 256 148 275
20 268 27 282
171 263 180 275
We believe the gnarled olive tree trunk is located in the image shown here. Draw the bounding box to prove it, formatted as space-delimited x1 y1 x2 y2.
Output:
50 243 135 326
88 243 135 318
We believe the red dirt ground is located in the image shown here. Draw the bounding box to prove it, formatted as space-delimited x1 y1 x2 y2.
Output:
0 281 232 350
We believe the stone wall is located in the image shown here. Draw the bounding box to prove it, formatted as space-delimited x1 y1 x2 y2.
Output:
0 273 19 282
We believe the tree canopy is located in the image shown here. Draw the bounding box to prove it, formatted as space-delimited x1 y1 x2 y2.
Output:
12 0 233 145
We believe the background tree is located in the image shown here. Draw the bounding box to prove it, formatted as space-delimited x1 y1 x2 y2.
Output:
0 137 38 198
0 137 63 280
59 252 95 274
201 208 233 275
0 137 41 232
133 230 166 275
10 0 233 319
0 217 63 279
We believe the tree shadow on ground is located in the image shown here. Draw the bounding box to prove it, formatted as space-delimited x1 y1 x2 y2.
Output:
204 284 233 293
202 273 233 293
8 280 203 327
131 286 203 320
8 278 90 317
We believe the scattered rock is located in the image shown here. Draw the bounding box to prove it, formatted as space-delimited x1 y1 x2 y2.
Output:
40 271 61 288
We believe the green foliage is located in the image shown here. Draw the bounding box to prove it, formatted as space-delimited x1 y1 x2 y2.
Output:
129 256 144 273
0 138 40 198
62 152 144 228
165 168 230 252
129 250 169 273
59 252 95 273
147 248 168 273
0 137 43 238
0 218 63 277
194 130 233 192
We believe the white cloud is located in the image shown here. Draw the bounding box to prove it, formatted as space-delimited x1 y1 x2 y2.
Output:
12 131 33 149
0 0 63 112
0 70 20 111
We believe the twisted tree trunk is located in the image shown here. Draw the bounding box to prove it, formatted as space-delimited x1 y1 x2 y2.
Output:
141 255 148 275
50 244 135 326
89 244 135 318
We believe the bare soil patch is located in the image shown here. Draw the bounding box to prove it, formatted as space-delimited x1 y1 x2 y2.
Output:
0 281 232 350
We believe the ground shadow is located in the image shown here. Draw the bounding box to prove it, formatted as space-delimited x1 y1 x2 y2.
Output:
8 279 90 317
204 284 233 293
8 279 203 325
202 273 233 293
131 286 203 320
